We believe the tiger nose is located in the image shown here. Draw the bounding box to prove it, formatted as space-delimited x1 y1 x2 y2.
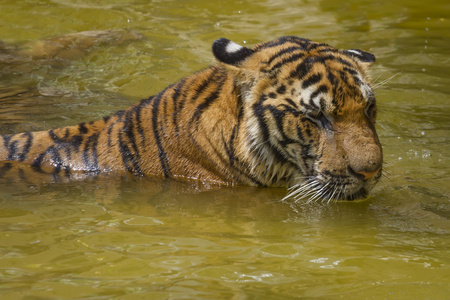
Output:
355 167 381 180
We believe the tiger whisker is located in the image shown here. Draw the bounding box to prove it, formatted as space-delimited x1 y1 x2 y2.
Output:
381 168 391 176
372 72 402 89
306 188 324 203
296 185 321 200
307 181 331 203
286 184 315 202
326 184 338 204
285 182 317 201
293 180 325 204
335 185 345 202
287 178 311 191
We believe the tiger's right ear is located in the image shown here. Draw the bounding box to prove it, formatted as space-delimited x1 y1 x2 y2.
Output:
342 49 376 67
212 38 254 66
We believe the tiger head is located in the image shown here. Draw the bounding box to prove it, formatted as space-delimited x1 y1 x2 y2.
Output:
213 36 383 201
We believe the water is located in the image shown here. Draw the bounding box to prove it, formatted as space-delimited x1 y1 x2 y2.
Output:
1 0 449 298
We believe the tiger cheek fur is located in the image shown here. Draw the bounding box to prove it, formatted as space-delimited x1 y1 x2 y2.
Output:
0 35 383 201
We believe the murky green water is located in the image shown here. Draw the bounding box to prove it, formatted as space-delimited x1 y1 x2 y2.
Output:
0 0 449 298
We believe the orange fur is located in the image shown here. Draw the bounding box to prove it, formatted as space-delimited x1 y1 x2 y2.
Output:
1 35 383 200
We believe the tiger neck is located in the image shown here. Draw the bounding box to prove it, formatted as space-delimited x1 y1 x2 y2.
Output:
229 88 300 188
234 117 300 187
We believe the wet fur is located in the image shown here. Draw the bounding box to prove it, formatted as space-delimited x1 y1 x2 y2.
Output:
0 35 383 200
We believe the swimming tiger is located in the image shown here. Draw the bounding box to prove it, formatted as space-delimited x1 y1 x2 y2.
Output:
0 35 383 201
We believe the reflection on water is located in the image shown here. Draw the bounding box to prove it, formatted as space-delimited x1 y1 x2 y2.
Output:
0 0 449 298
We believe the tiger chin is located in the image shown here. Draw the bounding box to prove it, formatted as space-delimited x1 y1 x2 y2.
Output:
0 35 383 202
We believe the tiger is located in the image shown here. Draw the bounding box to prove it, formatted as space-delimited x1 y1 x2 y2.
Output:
0 35 383 202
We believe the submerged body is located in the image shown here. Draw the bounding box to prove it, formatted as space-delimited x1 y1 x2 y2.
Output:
0 35 383 201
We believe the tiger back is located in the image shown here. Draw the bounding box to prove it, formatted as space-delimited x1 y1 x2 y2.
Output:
0 36 383 201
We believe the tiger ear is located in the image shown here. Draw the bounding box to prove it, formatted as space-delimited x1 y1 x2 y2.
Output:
212 38 254 66
342 49 376 66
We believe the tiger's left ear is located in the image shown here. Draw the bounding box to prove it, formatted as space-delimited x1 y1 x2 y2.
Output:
342 49 376 66
212 38 254 66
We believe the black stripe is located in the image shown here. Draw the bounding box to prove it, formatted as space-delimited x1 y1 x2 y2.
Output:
70 135 83 153
309 85 328 106
6 140 17 161
50 129 72 160
269 52 305 72
49 146 63 174
64 128 70 139
2 135 12 160
171 79 186 133
258 36 311 50
284 98 299 110
4 132 33 162
337 57 354 68
134 101 147 143
327 69 338 87
253 96 297 173
31 146 63 174
107 123 114 148
118 108 143 175
118 138 133 173
266 105 297 148
253 95 271 143
296 124 306 143
302 73 322 89
290 58 312 79
18 132 33 162
48 129 59 142
266 46 304 65
115 110 125 118
124 109 140 158
305 42 323 51
151 91 171 178
118 136 143 175
191 69 217 103
78 123 88 134
2 134 11 148
343 66 358 76
189 72 226 127
276 85 286 95
190 89 220 125
83 133 100 173
223 127 237 166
